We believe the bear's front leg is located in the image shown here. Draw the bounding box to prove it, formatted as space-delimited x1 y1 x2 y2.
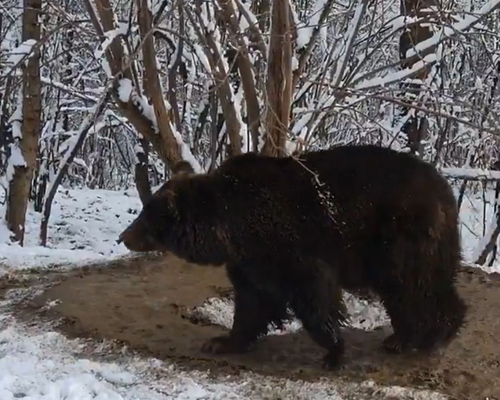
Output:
381 333 411 353
292 298 346 369
288 259 347 370
201 261 288 355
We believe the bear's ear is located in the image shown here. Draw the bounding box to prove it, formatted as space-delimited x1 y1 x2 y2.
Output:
172 160 195 177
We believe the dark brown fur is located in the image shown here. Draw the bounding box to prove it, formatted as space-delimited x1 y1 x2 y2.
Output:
119 144 467 369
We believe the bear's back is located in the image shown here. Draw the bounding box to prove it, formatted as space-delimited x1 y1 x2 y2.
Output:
301 144 456 212
212 145 457 246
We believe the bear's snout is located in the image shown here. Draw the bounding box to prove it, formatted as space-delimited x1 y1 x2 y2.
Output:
118 220 156 252
117 227 136 250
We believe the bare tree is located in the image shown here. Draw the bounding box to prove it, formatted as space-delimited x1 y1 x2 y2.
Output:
397 0 440 156
83 0 198 172
5 0 42 245
261 0 293 157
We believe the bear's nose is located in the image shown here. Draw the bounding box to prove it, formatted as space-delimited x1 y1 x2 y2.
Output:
117 229 132 248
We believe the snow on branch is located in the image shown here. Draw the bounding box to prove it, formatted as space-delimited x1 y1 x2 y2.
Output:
406 0 500 59
2 39 38 76
440 167 500 181
331 0 368 88
94 23 129 60
185 1 245 156
40 76 100 103
233 0 267 60
292 0 335 87
296 0 330 51
352 0 500 91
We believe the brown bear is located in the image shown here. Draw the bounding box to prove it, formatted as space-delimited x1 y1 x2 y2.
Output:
118 144 467 369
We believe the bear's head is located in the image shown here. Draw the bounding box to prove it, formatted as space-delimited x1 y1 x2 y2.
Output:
118 160 228 265
118 160 196 253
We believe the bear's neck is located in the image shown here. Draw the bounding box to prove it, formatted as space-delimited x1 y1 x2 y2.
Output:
170 175 229 267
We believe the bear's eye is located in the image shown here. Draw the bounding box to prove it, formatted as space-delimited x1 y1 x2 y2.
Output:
148 196 178 221
141 198 162 220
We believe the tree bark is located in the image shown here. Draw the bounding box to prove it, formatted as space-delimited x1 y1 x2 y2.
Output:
136 0 183 166
187 1 243 156
217 0 261 152
261 0 293 157
5 0 42 245
83 0 186 171
134 138 152 205
398 0 437 156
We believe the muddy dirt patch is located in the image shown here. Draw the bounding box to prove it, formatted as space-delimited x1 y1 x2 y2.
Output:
12 253 500 400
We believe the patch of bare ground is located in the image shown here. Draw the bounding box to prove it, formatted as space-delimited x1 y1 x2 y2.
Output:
5 253 500 400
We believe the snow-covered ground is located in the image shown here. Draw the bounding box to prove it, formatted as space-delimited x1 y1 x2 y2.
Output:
0 188 142 272
0 184 496 399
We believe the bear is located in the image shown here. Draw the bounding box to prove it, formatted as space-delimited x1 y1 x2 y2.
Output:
118 144 467 369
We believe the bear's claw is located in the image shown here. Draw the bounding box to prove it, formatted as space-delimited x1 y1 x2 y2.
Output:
322 349 344 370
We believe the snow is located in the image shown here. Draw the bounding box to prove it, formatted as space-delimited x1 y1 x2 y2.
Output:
406 0 500 59
296 0 329 50
130 91 158 132
5 142 27 184
191 43 212 74
94 24 128 60
459 188 500 268
352 0 500 91
171 122 203 173
472 216 497 262
190 290 389 334
115 79 202 173
3 89 26 184
0 188 141 273
232 84 250 153
8 90 23 140
3 38 37 75
0 184 497 399
441 167 500 181
117 79 133 103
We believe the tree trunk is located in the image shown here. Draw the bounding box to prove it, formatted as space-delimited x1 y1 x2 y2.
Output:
83 0 197 173
398 0 437 156
136 0 184 166
5 0 42 245
134 138 152 205
261 0 293 157
218 0 261 152
188 1 243 157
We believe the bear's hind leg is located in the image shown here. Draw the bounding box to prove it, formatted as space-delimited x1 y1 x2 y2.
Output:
288 259 347 369
372 239 467 355
201 261 288 355
379 283 466 354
